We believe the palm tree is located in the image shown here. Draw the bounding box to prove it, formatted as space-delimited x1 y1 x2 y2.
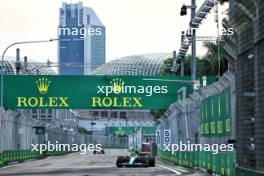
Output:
202 41 228 76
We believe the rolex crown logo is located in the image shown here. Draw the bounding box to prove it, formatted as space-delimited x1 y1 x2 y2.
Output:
36 78 51 94
115 128 125 136
110 78 125 94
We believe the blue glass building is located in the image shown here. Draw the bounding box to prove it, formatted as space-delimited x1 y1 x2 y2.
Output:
58 2 105 75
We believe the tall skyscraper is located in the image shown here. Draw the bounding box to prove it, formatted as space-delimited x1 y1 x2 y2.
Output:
58 2 105 75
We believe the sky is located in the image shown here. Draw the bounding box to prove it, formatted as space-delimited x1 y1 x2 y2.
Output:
0 0 228 63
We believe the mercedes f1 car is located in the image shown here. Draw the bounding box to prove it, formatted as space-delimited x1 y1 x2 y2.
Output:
116 152 155 167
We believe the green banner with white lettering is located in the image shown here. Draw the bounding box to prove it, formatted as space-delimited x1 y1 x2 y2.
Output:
2 75 196 109
106 126 156 136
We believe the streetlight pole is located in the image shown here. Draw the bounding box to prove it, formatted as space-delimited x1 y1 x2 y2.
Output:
191 0 197 82
0 39 59 108
179 1 197 81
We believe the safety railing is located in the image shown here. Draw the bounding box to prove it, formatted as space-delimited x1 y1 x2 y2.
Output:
158 148 236 176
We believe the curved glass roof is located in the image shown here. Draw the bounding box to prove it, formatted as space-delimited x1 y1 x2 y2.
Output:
0 60 55 75
92 53 172 76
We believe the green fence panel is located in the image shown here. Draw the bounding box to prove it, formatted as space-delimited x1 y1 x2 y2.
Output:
200 87 231 137
227 152 236 176
23 150 25 160
157 149 238 176
178 151 182 166
194 151 199 167
189 151 194 168
173 151 178 165
225 89 231 135
212 152 217 173
7 151 11 163
225 152 232 176
171 151 174 163
2 151 6 164
0 153 3 166
183 151 188 167
198 150 202 168
10 151 13 162
19 150 22 161
220 152 225 175
206 151 212 171
216 153 221 175
202 151 207 169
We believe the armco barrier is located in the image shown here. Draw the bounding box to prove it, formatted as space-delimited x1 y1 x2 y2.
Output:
158 148 236 176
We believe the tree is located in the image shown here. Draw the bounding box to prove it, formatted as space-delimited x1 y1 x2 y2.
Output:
150 109 166 122
78 127 89 135
153 41 228 121
160 58 174 76
202 41 228 76
180 41 228 76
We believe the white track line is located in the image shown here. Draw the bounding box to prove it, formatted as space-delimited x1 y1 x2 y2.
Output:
157 164 181 175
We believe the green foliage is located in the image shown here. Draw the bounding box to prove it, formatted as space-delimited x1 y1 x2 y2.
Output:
181 41 228 76
150 109 166 122
160 58 174 76
153 42 228 121
78 127 89 134
201 41 228 76
155 43 228 121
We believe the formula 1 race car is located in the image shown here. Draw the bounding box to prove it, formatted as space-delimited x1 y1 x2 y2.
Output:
116 152 155 167
93 149 105 154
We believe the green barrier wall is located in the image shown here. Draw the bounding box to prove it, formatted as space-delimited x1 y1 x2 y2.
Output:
158 148 236 176
0 149 73 167
200 87 231 137
1 150 44 165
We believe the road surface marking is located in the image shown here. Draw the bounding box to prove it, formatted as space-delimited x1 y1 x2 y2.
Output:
157 164 181 175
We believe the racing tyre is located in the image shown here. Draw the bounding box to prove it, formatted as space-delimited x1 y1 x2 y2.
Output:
116 156 124 168
148 156 155 167
140 156 149 167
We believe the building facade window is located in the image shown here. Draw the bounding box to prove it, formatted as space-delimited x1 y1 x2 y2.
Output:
101 111 108 117
111 111 118 118
120 112 127 119
87 15 90 24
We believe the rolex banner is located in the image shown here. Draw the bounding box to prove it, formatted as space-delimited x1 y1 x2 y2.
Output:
2 75 194 109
